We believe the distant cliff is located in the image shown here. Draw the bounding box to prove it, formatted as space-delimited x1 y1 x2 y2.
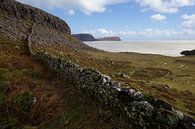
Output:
98 36 121 41
72 34 97 41
73 33 121 41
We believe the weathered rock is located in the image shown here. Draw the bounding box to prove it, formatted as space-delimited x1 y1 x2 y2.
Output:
0 0 71 33
128 101 154 128
115 72 130 78
177 116 195 129
28 24 90 54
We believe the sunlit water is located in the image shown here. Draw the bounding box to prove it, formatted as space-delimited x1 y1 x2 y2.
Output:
84 41 195 57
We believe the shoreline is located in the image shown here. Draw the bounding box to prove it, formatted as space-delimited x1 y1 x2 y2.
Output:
84 41 195 57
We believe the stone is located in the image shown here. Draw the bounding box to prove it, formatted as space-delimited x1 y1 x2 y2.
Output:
0 0 71 33
115 72 129 78
175 110 184 120
129 101 154 128
15 45 20 50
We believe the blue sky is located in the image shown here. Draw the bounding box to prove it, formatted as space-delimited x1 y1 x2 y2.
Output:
17 0 195 40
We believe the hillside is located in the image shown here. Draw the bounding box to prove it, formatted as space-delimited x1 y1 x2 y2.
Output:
0 0 194 129
72 34 97 41
0 37 132 129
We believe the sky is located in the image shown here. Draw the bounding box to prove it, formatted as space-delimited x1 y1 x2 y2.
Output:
17 0 195 40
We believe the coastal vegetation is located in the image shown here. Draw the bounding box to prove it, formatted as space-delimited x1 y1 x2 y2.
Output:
0 0 194 129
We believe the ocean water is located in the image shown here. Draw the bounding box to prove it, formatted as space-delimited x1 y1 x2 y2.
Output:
84 41 195 57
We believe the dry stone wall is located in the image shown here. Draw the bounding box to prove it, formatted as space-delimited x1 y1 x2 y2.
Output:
35 52 195 129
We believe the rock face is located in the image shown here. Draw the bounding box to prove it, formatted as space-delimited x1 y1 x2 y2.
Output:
35 52 195 129
0 0 71 34
0 0 71 41
98 36 121 41
181 50 195 56
72 33 97 41
28 24 91 54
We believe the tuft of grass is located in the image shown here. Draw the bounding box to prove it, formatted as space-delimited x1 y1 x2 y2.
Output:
0 68 11 105
12 69 28 78
13 92 35 112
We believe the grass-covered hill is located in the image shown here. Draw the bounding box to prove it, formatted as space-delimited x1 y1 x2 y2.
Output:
0 37 132 129
0 0 194 129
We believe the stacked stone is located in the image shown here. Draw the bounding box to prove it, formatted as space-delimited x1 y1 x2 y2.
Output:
35 53 195 129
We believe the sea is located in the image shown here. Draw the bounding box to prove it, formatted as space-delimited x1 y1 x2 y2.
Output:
84 41 195 57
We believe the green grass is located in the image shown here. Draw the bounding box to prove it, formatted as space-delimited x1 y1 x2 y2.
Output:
0 36 134 128
33 38 195 117
0 68 11 105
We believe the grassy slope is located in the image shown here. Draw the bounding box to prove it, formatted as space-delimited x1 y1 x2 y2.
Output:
0 37 132 129
31 35 195 118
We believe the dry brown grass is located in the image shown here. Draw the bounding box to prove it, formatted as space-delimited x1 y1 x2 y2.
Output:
0 37 64 126
30 36 195 118
0 37 133 128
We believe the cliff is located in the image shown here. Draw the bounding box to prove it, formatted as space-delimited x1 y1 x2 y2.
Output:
72 33 97 41
0 0 71 34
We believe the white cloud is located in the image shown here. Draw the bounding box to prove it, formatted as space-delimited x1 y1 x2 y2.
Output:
136 0 195 13
182 14 195 29
66 9 75 16
97 28 114 36
17 0 129 15
17 0 195 15
151 14 166 21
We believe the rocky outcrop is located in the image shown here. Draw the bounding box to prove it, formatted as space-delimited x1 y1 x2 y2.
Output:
72 33 97 41
35 52 195 129
98 36 121 41
0 0 70 34
181 50 195 56
28 24 91 54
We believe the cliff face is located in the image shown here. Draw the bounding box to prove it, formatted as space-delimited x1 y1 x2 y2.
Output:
0 0 71 34
72 34 97 41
